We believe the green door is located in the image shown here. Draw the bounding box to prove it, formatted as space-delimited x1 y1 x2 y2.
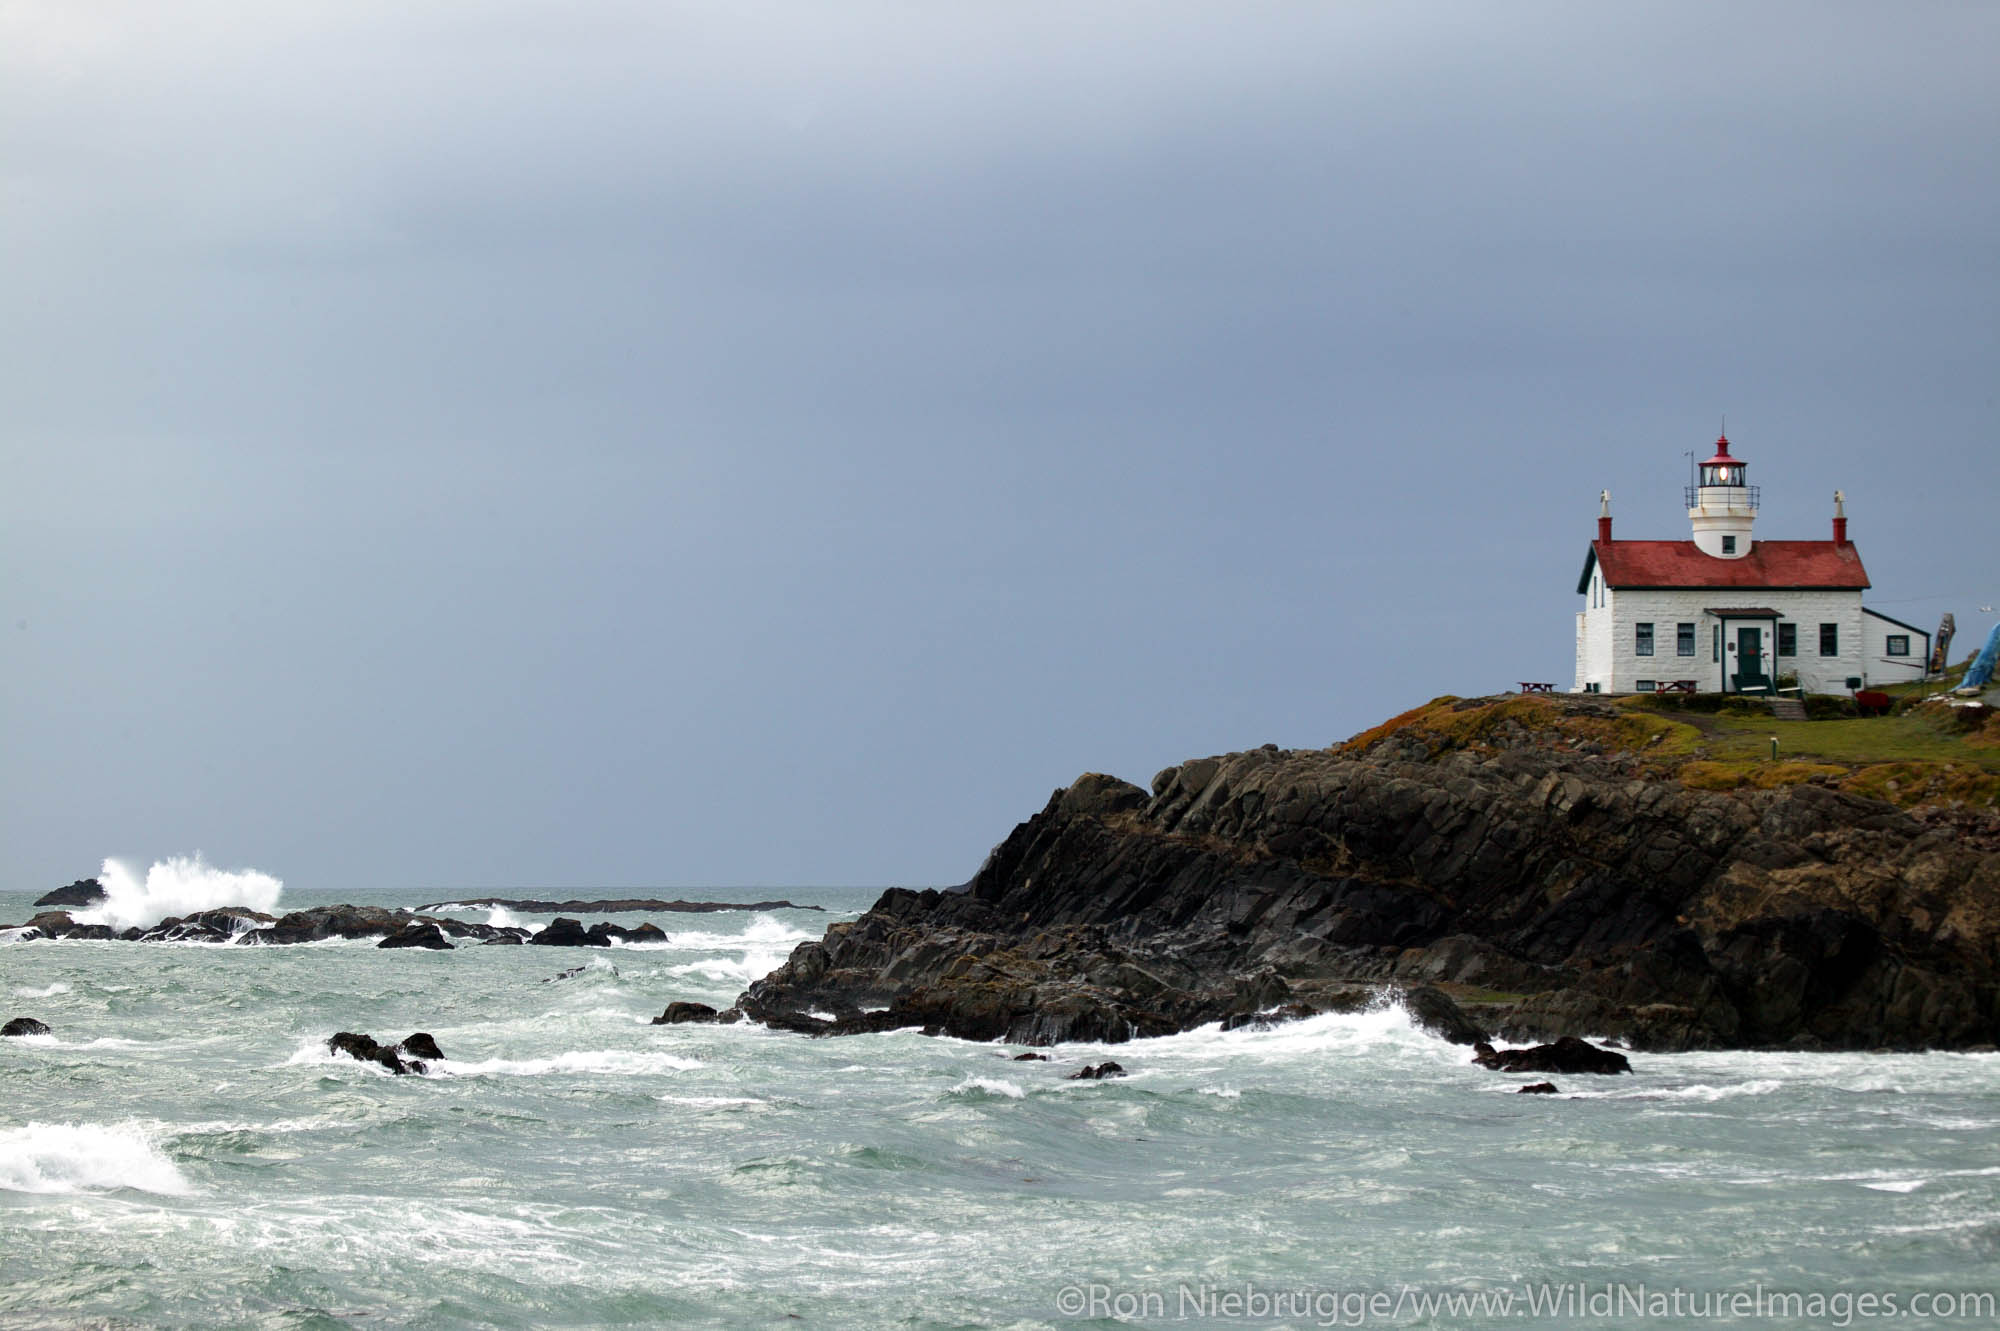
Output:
1737 626 1764 688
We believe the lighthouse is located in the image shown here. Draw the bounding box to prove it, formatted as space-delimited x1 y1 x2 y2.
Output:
1687 434 1756 558
1572 430 1930 695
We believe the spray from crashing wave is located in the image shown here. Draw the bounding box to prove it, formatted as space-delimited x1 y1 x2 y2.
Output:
75 854 283 932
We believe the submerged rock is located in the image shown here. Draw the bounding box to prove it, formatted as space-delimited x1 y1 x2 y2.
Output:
1473 1037 1631 1076
1517 1082 1560 1094
1068 1062 1127 1080
3 1016 51 1037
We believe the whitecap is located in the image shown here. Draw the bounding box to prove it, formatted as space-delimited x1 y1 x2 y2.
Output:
949 1077 1026 1099
433 1050 705 1078
12 981 70 999
0 1122 193 1196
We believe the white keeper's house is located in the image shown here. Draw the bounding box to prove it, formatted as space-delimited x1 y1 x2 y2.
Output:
1573 434 1931 695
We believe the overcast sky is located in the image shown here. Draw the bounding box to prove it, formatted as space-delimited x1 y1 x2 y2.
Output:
4 2 1995 894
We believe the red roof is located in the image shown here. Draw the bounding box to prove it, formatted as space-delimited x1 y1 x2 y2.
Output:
1578 540 1869 593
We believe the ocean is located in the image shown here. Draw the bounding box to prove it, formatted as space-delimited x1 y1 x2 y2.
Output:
4 882 1998 1330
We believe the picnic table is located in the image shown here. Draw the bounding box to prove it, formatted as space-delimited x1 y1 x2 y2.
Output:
1654 680 1698 694
1518 682 1554 694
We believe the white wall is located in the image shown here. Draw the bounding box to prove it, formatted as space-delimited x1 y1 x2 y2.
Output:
1575 585 1867 693
1861 610 1929 684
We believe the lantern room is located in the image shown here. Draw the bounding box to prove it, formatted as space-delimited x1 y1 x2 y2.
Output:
1698 435 1746 488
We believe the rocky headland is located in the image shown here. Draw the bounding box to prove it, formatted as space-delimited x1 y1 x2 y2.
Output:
733 694 2000 1052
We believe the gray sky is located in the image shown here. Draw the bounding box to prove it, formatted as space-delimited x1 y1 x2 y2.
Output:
4 2 1995 893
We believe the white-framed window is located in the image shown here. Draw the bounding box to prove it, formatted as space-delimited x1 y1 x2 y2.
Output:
1635 680 1656 693
1721 535 1737 554
1635 623 1654 656
1676 623 1696 656
1885 635 1910 656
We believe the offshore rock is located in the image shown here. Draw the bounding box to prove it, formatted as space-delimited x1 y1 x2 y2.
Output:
1473 1037 1631 1076
1517 1082 1560 1094
1068 1061 1127 1080
529 918 591 947
737 695 2000 1051
34 879 105 908
400 1032 445 1061
3 1017 51 1037
651 1001 736 1025
418 896 822 914
379 923 454 950
326 1031 442 1075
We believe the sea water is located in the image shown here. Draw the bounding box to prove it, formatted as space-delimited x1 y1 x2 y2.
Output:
4 883 1999 1330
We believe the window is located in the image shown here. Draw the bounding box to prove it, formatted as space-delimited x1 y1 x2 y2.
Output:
1677 623 1696 657
1713 626 1720 663
1885 635 1910 656
1721 535 1736 554
1820 623 1839 657
1778 623 1797 657
1635 623 1654 656
1635 680 1656 693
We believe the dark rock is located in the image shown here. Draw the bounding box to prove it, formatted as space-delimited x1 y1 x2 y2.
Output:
622 923 668 944
528 917 591 947
651 1001 722 1025
1067 1061 1127 1080
1012 1052 1049 1061
1400 985 1488 1045
379 923 454 950
416 896 824 914
544 965 588 983
3 1016 51 1037
483 934 524 945
327 1031 422 1075
1473 1036 1631 1075
1220 1001 1318 1032
400 1032 445 1061
140 908 275 944
34 879 104 908
1517 1081 1559 1094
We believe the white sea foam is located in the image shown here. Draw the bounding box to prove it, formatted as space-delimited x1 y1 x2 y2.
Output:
433 1050 705 1077
485 905 527 930
950 1077 1026 1099
0 1122 193 1196
12 981 70 998
74 854 283 932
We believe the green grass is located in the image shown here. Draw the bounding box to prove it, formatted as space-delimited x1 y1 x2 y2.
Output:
1694 710 2000 770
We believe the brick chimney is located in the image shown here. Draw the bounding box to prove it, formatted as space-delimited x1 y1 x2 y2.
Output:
1597 490 1612 543
1832 490 1848 546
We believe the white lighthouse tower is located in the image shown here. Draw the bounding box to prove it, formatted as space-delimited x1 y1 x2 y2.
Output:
1687 433 1756 558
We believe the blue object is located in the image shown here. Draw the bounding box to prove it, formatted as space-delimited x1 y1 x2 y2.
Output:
1962 621 2000 691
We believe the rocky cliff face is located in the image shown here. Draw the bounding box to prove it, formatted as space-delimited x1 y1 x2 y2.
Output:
740 696 2000 1051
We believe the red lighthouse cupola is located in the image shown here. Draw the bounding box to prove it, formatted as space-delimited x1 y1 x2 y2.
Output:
1687 432 1759 558
1698 434 1746 489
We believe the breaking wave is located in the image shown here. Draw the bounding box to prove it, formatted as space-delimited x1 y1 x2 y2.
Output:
74 854 283 932
0 1122 193 1196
